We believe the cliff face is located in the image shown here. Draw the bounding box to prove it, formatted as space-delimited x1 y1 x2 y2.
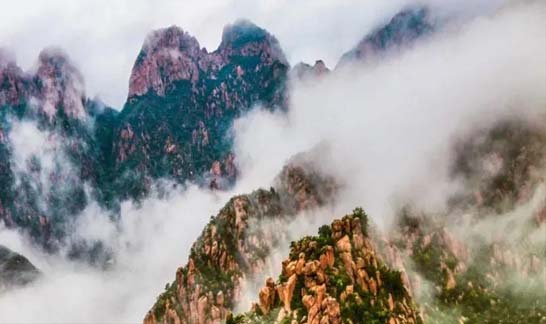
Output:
227 209 422 324
143 158 337 324
113 20 289 199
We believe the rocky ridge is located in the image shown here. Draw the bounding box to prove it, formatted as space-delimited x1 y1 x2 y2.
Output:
143 157 337 324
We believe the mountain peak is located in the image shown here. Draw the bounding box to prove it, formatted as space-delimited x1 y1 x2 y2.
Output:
337 7 432 67
128 25 202 98
219 19 288 65
35 47 87 120
219 19 268 47
141 25 201 55
127 20 287 99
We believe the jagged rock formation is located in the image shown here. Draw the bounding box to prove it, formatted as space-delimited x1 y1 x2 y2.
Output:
0 20 289 247
143 158 337 324
227 209 423 324
0 245 40 291
113 20 288 199
337 7 432 67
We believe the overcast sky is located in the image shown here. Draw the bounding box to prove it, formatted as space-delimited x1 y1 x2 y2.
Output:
0 0 507 108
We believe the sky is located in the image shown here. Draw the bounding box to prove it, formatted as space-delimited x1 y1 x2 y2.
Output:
0 0 506 107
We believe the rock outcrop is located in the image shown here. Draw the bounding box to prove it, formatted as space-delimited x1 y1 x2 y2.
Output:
227 209 423 324
0 245 40 291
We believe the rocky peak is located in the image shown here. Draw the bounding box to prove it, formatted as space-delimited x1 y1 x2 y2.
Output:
117 20 289 200
142 26 201 54
218 20 287 64
35 48 87 120
128 26 202 97
228 209 423 324
337 7 432 67
128 20 287 99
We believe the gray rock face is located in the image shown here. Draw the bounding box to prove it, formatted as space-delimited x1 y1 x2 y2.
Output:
0 245 40 291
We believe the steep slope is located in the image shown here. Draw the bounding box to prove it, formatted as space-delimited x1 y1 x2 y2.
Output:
113 20 289 199
228 208 423 324
144 158 337 324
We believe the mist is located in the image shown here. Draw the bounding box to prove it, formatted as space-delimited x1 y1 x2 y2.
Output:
233 0 546 228
0 0 544 323
230 0 546 310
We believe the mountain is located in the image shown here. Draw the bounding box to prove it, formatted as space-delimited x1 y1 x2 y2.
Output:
0 20 289 247
0 245 40 291
0 7 433 250
112 20 288 200
144 154 337 324
337 7 432 67
145 116 546 324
